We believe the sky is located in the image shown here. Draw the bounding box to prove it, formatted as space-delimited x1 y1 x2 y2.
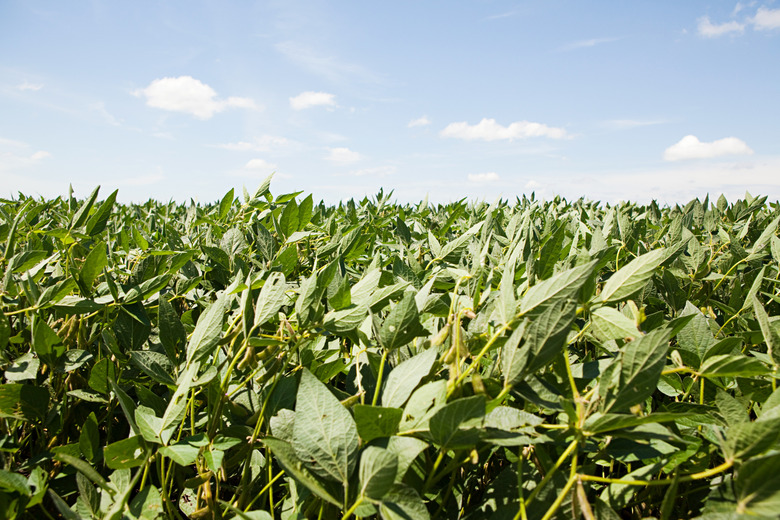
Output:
1 1 779 205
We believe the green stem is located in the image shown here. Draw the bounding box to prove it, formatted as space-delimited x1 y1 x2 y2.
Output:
579 459 733 486
372 348 389 406
341 496 364 520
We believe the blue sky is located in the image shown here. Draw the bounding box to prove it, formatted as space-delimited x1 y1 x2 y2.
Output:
1 1 779 204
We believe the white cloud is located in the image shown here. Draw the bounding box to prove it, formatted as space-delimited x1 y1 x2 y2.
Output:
468 172 500 183
697 16 745 37
348 166 396 177
326 147 361 165
753 6 780 30
525 179 541 189
559 37 620 51
441 118 568 141
17 82 43 91
408 116 431 128
289 91 337 110
89 101 121 126
30 151 50 160
133 76 259 119
663 135 754 161
216 135 295 153
245 158 277 170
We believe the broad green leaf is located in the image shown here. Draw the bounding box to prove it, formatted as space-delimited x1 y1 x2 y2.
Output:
520 297 577 376
4 352 39 382
354 405 403 443
699 354 769 378
595 248 666 304
129 350 175 386
603 327 672 413
399 380 447 433
134 406 163 444
379 293 426 350
218 188 234 220
501 321 528 388
79 241 107 290
158 297 186 362
379 436 429 483
753 294 780 367
262 437 341 507
359 446 398 500
591 306 641 341
127 484 164 519
292 369 359 484
323 303 368 334
429 395 485 449
0 383 49 422
379 483 430 520
735 453 780 516
70 185 100 230
85 189 117 236
158 443 200 466
103 435 147 469
186 292 230 364
382 347 438 409
519 259 597 315
79 412 100 462
254 272 287 327
279 197 299 238
32 315 65 364
747 215 780 260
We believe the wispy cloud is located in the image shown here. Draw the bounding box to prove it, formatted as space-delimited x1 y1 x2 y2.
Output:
17 81 43 91
441 118 568 141
325 147 361 165
346 166 395 177
697 16 745 37
408 116 431 128
663 135 753 161
89 101 121 126
483 11 518 21
275 41 383 85
289 91 337 110
133 76 260 119
558 37 620 51
215 135 299 154
468 172 500 183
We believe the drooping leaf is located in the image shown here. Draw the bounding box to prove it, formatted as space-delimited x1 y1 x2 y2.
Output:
292 369 359 484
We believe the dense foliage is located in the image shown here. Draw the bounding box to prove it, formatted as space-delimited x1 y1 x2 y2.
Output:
1 180 780 519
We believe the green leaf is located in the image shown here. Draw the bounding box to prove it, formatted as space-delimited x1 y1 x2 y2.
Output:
279 198 299 238
103 435 147 469
501 321 528 388
590 306 641 341
699 354 769 378
359 446 398 500
32 315 65 364
129 350 176 386
79 241 107 290
70 185 100 230
0 384 49 422
379 483 430 520
595 248 666 304
134 405 163 444
379 292 427 350
254 272 287 327
262 437 341 507
429 395 485 449
735 453 780 516
603 327 672 413
158 442 200 466
399 380 447 433
158 297 186 362
753 294 780 367
520 297 577 376
186 292 230 364
520 259 598 315
4 352 40 382
382 347 438 409
53 452 112 494
79 412 100 462
85 189 118 236
292 369 359 484
354 405 403 443
218 188 235 220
